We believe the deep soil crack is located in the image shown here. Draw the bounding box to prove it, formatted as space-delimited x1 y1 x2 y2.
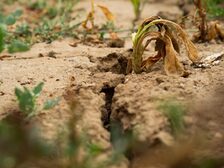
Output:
100 86 115 128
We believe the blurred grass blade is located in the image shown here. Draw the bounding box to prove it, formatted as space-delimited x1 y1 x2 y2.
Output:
0 25 6 53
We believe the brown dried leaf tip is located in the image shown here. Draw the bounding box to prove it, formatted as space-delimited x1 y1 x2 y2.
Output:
130 16 201 76
82 0 115 30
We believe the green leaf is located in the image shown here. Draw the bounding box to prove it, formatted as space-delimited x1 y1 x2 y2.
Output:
7 40 30 53
86 143 103 156
15 87 36 114
43 97 60 110
15 88 23 99
0 25 6 53
32 82 44 97
15 83 45 117
0 14 4 24
12 9 23 18
5 15 16 25
159 101 185 135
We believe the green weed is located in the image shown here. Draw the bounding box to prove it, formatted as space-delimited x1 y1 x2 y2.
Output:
15 82 44 117
0 98 126 168
15 82 59 118
205 0 224 18
131 0 141 21
0 9 30 53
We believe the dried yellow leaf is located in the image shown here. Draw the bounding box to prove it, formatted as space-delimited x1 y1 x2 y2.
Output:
162 35 185 76
131 16 200 76
216 23 224 40
97 5 115 21
207 21 219 41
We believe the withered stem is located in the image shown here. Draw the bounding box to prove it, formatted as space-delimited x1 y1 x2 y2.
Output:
194 0 208 42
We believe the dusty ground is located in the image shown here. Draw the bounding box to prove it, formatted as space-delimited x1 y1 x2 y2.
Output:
0 0 224 167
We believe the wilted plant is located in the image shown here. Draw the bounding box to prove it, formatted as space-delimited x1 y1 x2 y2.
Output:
129 16 200 76
193 0 224 42
81 0 124 47
82 0 114 30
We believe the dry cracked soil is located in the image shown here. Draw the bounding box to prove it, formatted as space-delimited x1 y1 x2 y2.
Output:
0 0 224 168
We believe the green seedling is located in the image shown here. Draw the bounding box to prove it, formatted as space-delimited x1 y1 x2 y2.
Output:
205 0 224 18
28 0 47 11
15 82 44 117
129 16 200 76
0 9 30 53
15 23 32 36
0 9 22 26
43 97 60 110
15 82 59 118
8 40 30 53
131 0 141 21
159 100 185 135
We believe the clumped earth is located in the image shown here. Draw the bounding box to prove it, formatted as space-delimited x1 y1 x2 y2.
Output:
0 0 224 168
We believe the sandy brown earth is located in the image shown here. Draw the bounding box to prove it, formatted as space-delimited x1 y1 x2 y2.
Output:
0 0 224 167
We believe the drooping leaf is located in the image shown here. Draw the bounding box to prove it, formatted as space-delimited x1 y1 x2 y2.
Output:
145 19 200 63
82 0 95 29
97 5 115 21
162 35 185 76
131 17 200 75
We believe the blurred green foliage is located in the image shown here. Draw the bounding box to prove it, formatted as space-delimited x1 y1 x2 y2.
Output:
205 0 224 18
0 9 30 53
159 100 185 135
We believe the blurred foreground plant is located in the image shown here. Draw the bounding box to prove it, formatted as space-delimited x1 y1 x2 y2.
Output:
129 16 200 76
159 100 185 135
0 94 127 168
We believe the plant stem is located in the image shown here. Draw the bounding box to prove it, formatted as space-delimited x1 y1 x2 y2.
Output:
194 0 208 42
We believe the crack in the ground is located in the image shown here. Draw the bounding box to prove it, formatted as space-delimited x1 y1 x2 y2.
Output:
100 86 115 128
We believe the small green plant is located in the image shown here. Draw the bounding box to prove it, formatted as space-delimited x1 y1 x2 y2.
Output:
0 9 30 53
159 101 185 135
28 0 47 11
131 0 141 21
205 0 224 18
15 82 59 118
0 98 126 168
